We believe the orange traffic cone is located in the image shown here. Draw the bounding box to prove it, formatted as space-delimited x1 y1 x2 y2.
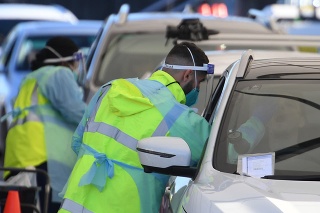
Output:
3 190 21 213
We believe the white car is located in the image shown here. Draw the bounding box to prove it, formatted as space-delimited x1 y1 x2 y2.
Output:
0 3 78 44
83 4 281 103
137 49 320 212
155 24 320 113
83 4 320 113
196 49 320 113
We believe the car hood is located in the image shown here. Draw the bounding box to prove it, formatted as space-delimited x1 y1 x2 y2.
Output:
181 173 320 213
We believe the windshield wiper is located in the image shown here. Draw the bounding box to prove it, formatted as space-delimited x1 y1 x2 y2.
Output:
262 175 320 181
233 172 320 181
275 136 320 162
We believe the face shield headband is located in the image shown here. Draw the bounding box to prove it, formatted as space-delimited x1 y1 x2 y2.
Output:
162 63 214 74
43 46 84 63
161 45 214 74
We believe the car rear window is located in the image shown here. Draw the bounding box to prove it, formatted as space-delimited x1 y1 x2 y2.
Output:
0 20 35 44
16 35 96 71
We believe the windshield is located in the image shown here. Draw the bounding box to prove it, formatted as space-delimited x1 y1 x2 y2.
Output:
15 35 96 71
0 20 32 44
215 80 320 176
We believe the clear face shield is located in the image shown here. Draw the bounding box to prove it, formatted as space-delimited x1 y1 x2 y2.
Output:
161 45 215 111
73 51 87 87
162 63 214 109
43 46 87 87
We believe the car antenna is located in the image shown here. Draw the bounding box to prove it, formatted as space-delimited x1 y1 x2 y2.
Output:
165 18 219 46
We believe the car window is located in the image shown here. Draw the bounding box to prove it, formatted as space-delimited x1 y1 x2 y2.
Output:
15 35 97 71
214 79 320 176
0 20 33 44
0 29 18 68
2 38 17 68
94 33 174 86
202 62 235 121
203 75 226 122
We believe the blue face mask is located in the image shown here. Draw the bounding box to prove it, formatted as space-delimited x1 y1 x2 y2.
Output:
185 88 199 107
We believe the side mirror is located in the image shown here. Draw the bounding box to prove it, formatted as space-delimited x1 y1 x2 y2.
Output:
137 136 197 178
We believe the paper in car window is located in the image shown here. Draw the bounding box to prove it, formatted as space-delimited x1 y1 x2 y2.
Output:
237 152 275 178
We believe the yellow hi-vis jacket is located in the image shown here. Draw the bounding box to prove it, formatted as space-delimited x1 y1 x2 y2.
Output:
4 66 85 202
59 71 211 213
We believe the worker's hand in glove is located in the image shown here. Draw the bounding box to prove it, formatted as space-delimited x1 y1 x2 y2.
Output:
227 131 250 154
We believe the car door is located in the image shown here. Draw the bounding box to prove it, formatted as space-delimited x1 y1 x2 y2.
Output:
162 65 231 213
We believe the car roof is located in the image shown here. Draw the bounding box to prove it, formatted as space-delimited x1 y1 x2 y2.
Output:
10 20 103 34
0 3 78 22
206 50 320 76
108 12 274 35
246 56 320 79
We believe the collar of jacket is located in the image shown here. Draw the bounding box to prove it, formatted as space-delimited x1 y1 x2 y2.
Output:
149 70 186 104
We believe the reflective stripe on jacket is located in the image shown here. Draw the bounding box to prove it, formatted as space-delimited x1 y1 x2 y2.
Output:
60 71 211 213
4 66 80 202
